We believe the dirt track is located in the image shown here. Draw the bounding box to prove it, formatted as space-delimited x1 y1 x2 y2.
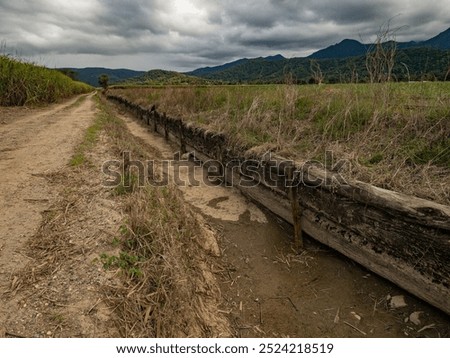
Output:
0 95 95 296
0 94 122 337
0 95 449 338
0 99 94 282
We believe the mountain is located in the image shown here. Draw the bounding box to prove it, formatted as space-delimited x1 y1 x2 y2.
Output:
309 27 450 60
308 39 369 59
62 67 146 86
188 54 286 77
188 58 250 77
264 54 286 61
423 27 450 49
67 27 450 86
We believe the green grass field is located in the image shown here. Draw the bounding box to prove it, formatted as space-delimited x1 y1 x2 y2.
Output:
0 55 92 106
110 83 450 204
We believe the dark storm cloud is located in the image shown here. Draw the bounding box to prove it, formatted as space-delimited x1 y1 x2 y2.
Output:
0 0 448 71
95 0 170 36
306 0 393 24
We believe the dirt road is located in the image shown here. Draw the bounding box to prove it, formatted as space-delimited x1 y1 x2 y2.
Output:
0 94 123 337
0 95 94 290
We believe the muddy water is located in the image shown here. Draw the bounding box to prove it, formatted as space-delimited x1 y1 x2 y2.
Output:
119 111 450 338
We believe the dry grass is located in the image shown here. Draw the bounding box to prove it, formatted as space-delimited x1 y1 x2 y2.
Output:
110 83 450 205
104 186 231 337
96 96 231 337
9 170 93 293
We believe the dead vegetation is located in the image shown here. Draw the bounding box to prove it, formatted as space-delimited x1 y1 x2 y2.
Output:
103 186 231 337
3 92 449 339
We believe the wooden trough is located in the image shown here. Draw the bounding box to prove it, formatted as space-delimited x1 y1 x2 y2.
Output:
107 94 450 315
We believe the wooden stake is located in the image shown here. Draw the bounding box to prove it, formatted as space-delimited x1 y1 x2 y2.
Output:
179 123 186 153
288 165 303 250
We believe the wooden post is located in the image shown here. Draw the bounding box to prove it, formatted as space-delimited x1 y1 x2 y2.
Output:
154 113 160 133
179 123 186 153
288 165 303 250
164 122 169 141
217 145 224 181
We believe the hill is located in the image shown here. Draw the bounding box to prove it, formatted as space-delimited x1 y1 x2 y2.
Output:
117 69 210 86
62 67 146 86
189 54 286 77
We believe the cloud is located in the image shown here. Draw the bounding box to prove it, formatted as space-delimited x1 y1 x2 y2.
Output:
0 0 448 71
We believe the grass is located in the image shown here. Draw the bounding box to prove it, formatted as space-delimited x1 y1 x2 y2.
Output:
100 252 143 278
69 109 104 166
0 54 92 106
69 95 127 167
110 83 450 204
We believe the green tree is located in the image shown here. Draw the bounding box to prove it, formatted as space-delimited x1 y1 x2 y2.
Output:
98 74 109 89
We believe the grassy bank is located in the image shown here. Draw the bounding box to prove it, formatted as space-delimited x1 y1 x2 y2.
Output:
110 83 450 204
0 55 92 106
90 97 231 337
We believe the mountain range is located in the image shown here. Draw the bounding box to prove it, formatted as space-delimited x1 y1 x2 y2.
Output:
66 27 450 86
309 27 450 59
185 27 450 82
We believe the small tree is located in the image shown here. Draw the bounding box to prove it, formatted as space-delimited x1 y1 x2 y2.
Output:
445 65 450 81
309 59 324 85
365 20 403 83
98 74 109 90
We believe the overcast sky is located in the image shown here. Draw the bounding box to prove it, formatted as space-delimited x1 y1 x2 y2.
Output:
0 0 449 71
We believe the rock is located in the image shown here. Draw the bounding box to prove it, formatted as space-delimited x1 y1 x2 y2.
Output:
350 311 362 321
409 311 422 326
389 295 407 309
